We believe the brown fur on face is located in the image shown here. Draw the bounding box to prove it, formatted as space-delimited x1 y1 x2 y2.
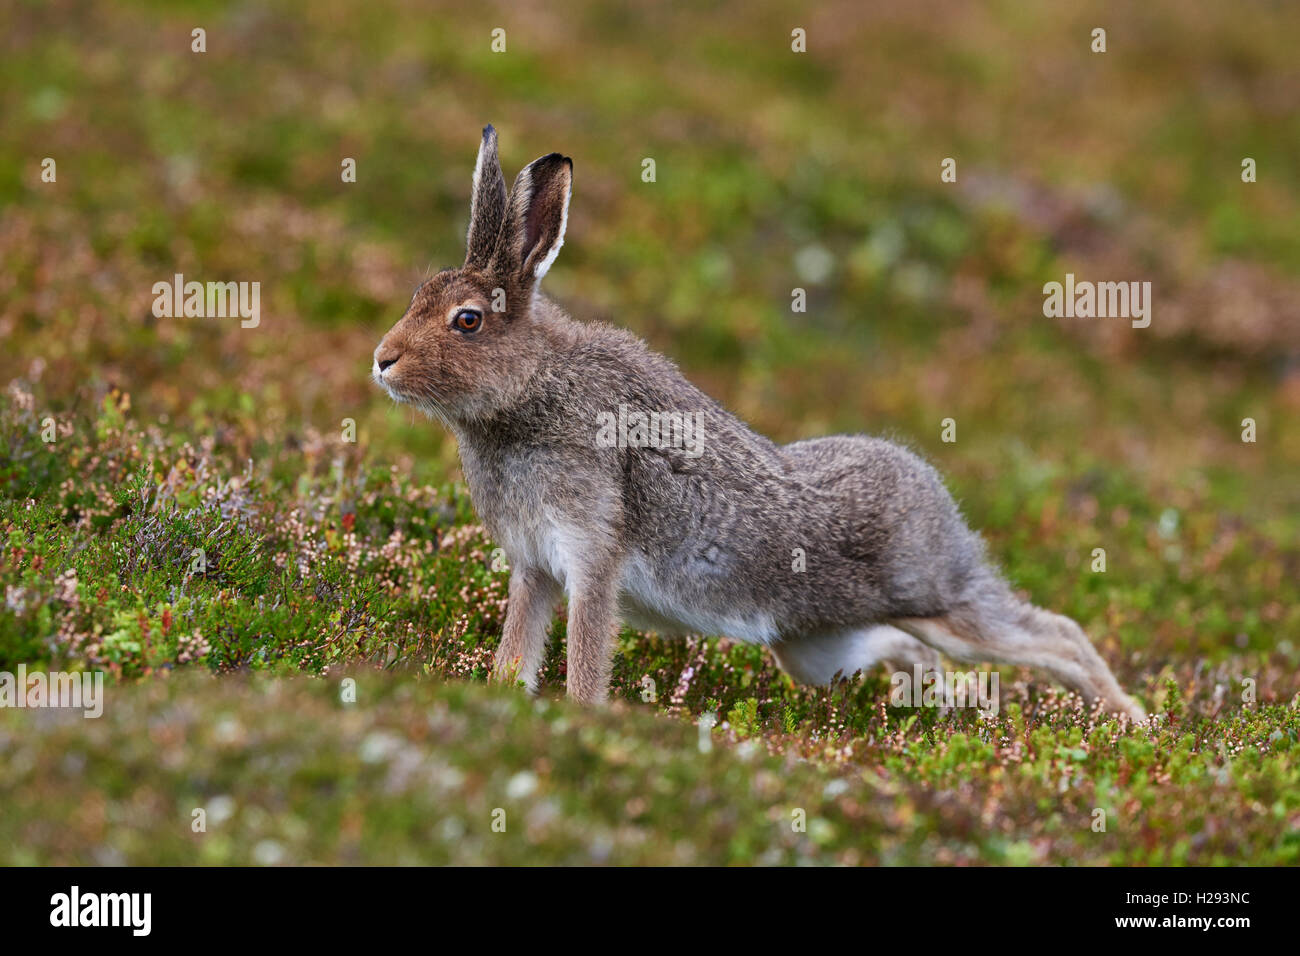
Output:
373 126 571 423
373 268 536 421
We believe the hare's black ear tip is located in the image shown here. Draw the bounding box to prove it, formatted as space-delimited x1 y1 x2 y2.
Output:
482 124 496 140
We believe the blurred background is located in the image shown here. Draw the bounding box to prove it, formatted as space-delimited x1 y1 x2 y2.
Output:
2 0 1296 479
3 0 1299 664
2 0 1299 866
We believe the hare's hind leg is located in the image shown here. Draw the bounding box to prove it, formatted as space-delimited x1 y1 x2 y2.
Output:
770 625 941 686
892 604 1145 721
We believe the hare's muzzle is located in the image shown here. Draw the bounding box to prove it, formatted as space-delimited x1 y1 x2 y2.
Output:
373 344 401 379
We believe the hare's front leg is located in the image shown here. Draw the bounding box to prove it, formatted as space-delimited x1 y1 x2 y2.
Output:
493 565 562 691
564 563 622 704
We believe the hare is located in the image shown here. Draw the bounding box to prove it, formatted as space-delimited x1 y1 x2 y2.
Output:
372 126 1147 722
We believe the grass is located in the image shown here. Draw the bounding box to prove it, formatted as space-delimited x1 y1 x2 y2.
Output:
1 0 1298 864
3 671 1298 866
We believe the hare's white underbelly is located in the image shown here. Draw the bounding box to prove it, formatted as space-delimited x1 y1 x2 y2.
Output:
616 553 779 646
497 508 778 646
496 511 587 590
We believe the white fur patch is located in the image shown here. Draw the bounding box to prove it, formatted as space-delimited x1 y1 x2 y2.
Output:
495 506 589 593
770 626 933 685
532 185 569 279
471 134 491 202
617 556 779 645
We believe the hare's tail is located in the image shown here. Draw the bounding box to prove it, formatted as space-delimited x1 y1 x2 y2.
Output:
893 567 1146 721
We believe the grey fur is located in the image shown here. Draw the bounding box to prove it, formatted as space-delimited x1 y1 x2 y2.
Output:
373 129 1147 721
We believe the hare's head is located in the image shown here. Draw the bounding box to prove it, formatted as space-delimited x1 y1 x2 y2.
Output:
373 125 572 421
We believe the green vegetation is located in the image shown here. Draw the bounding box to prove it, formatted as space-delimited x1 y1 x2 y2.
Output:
1 0 1297 864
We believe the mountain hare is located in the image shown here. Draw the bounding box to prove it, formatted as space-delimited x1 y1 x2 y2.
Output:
372 126 1146 721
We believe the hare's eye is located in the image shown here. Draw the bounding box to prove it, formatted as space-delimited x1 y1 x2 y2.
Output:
453 308 483 333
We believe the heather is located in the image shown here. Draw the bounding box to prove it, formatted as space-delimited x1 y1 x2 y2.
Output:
1 0 1297 864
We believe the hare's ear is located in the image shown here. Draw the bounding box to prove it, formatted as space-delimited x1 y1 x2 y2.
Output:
497 152 572 285
465 125 508 269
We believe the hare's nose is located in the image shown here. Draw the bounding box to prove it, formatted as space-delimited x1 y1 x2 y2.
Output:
375 349 401 373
